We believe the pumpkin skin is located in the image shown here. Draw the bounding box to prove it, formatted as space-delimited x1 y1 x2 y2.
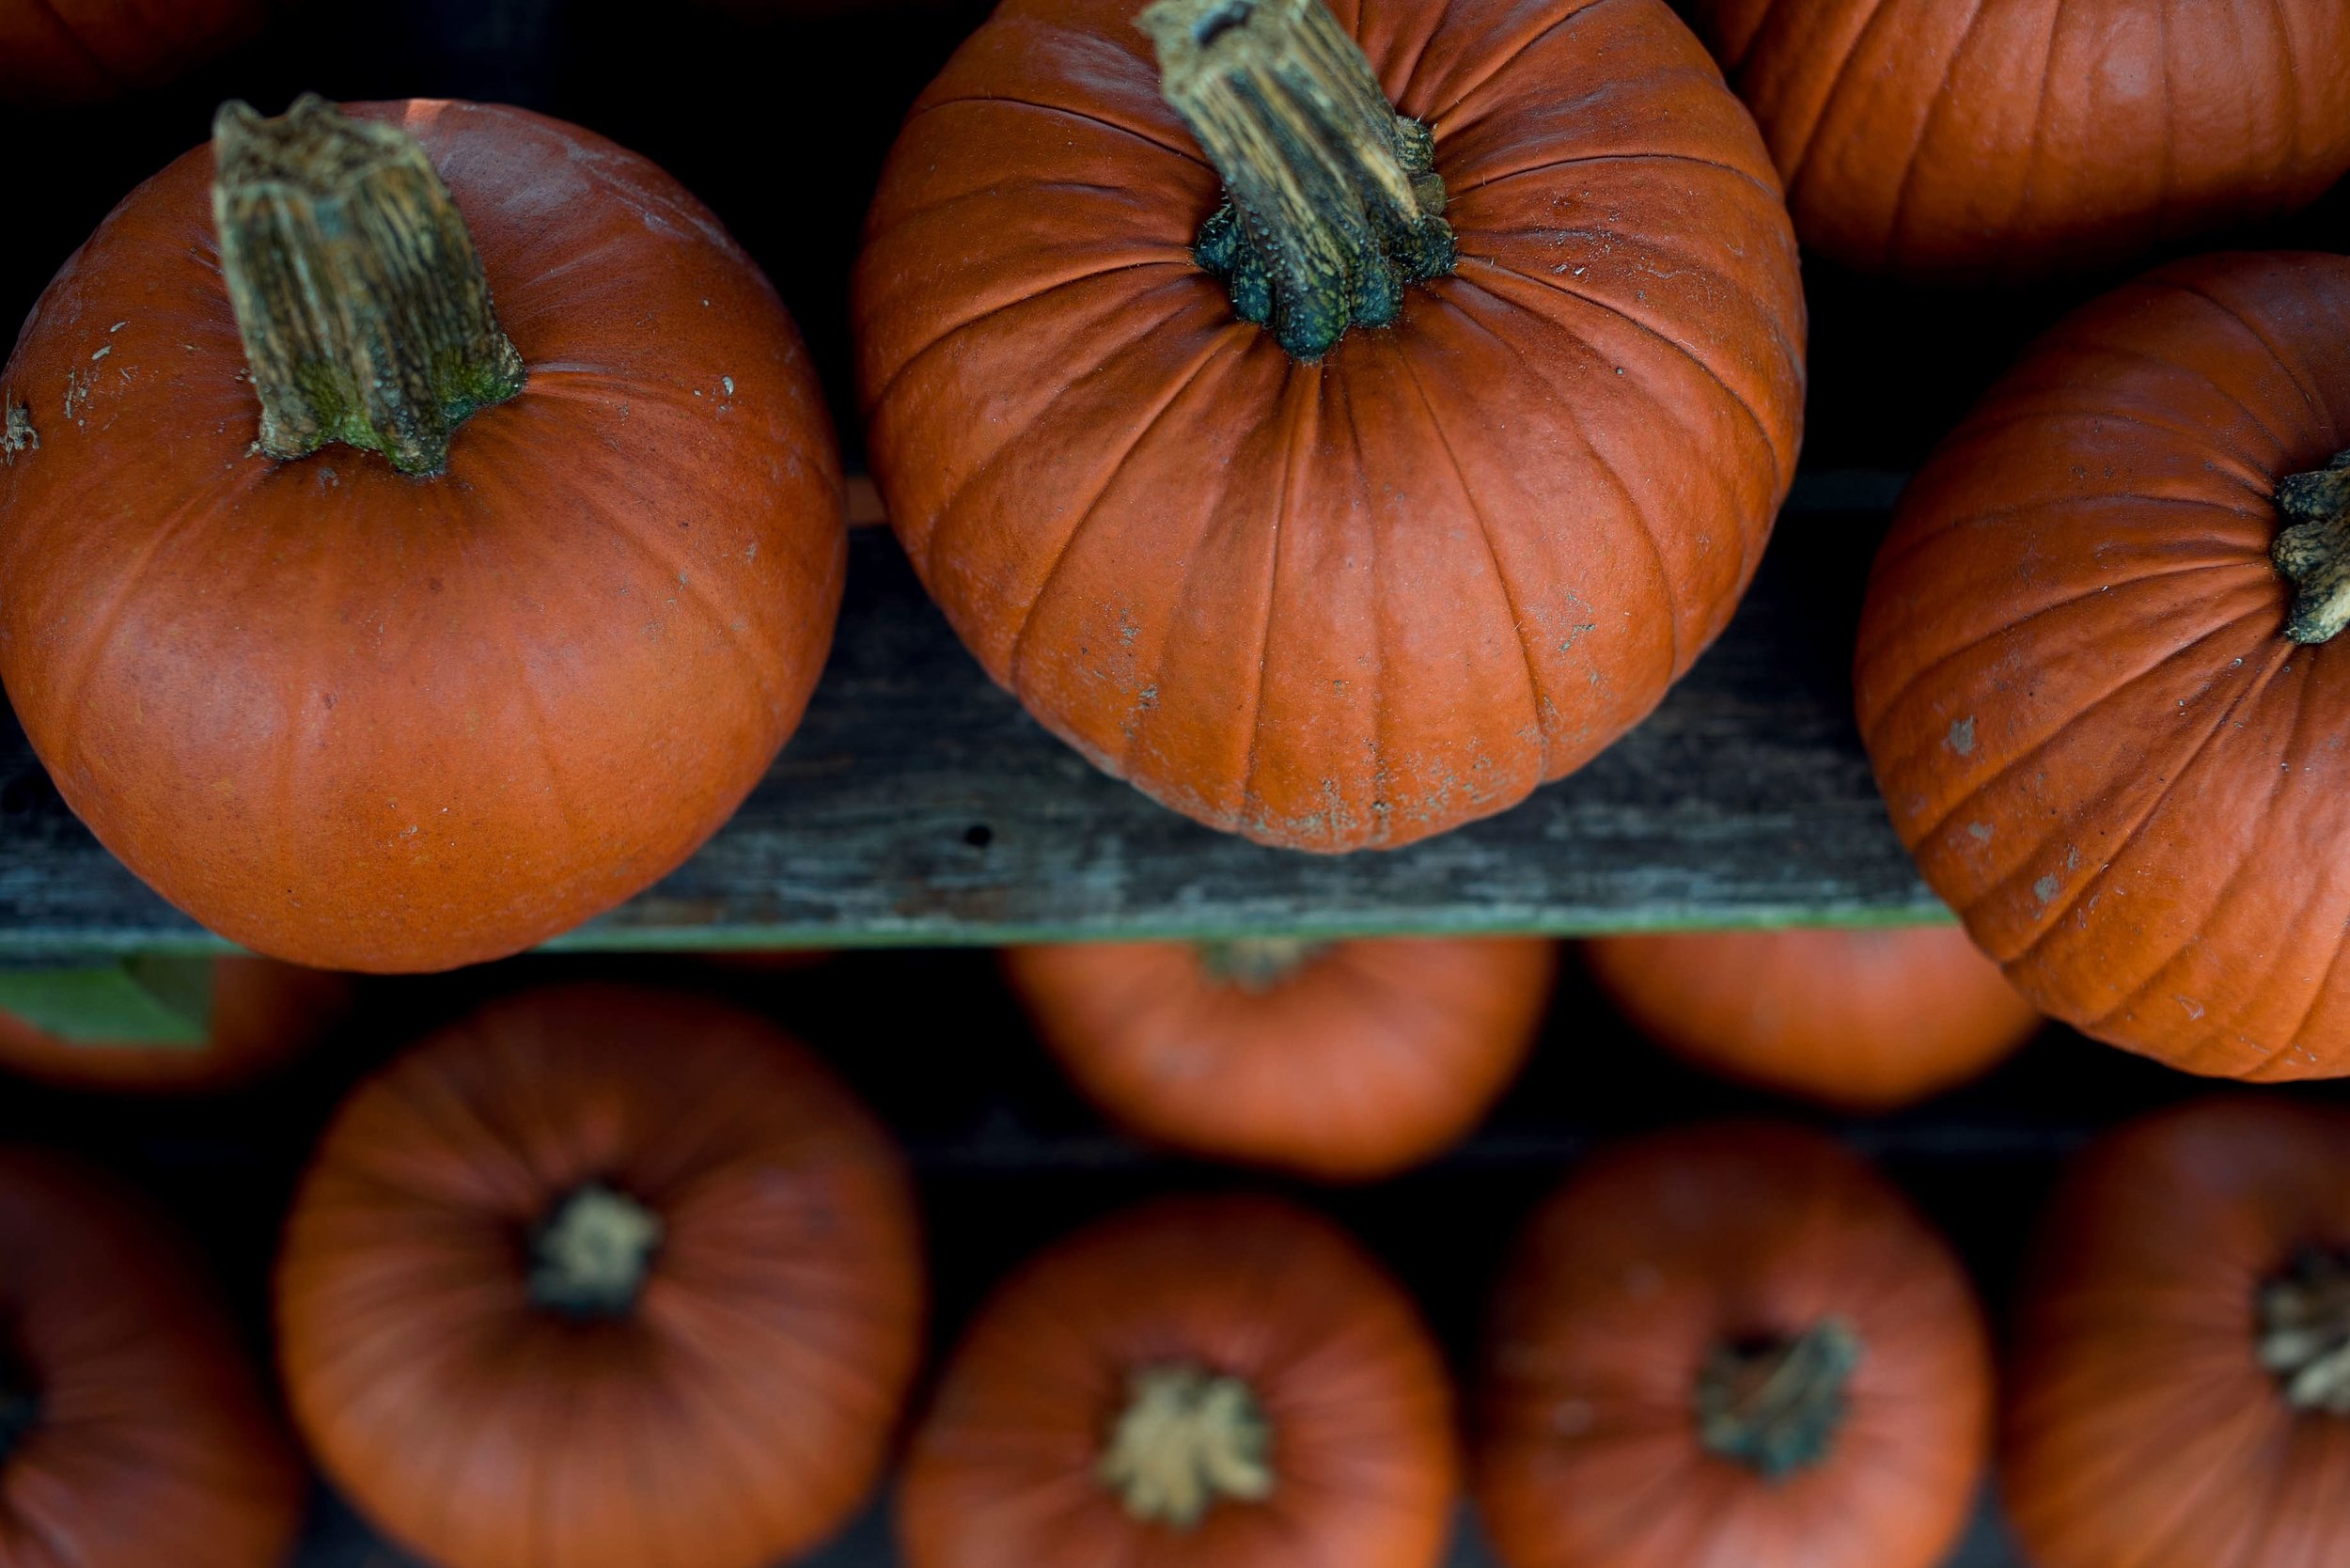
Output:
1477 1122 1992 1568
0 0 264 109
899 1193 1459 1568
0 955 349 1092
854 0 1806 852
1854 251 2350 1079
276 983 924 1568
0 1147 303 1568
1003 937 1554 1179
0 100 845 973
2003 1096 2350 1568
1585 926 2040 1110
1684 0 2350 282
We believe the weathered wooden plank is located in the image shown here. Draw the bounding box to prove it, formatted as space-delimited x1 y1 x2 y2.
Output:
0 479 1940 961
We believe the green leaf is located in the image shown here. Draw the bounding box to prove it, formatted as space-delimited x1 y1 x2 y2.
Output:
0 958 216 1047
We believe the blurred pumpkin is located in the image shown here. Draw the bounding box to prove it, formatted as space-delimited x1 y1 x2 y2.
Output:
2006 1096 2350 1568
0 955 348 1092
1005 936 1552 1179
899 1193 1458 1568
277 984 924 1568
1477 1122 1991 1568
1855 250 2350 1078
0 0 264 108
1585 925 2039 1110
0 1147 301 1568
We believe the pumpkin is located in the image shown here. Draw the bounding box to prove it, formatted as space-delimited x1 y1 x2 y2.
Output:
899 1193 1458 1568
0 1147 302 1568
1584 925 2040 1110
854 0 1806 851
0 0 264 109
1003 936 1553 1178
1477 1122 1992 1568
1684 0 2350 282
1854 250 2350 1080
0 955 349 1092
2004 1096 2350 1568
276 983 924 1568
0 95 844 973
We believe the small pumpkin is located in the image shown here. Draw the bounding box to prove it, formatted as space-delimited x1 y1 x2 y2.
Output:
1477 1122 1991 1568
0 955 349 1092
2005 1096 2350 1568
1585 925 2039 1110
0 96 843 973
1004 936 1553 1179
276 983 924 1568
854 0 1805 851
1854 250 2350 1079
899 1193 1458 1568
0 0 264 109
0 1147 302 1568
1684 0 2350 282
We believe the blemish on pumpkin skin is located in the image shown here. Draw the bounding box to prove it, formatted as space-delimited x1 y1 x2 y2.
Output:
1967 822 1992 844
1 400 37 464
2033 874 2060 904
1947 716 1976 755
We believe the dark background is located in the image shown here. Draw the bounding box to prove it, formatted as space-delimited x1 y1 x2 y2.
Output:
3 0 2348 1564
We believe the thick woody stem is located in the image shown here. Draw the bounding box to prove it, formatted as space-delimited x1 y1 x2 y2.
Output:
2271 450 2350 644
528 1183 664 1318
1695 1318 1863 1482
1139 0 1454 361
1098 1362 1276 1529
1195 937 1328 992
211 94 526 477
2258 1248 2350 1412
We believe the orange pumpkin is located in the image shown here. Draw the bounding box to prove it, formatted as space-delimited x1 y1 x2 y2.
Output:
0 1147 302 1568
854 0 1805 850
1477 1122 1992 1568
1854 250 2350 1079
0 0 263 108
0 96 843 973
1585 926 2039 1110
0 955 349 1092
900 1193 1459 1568
1684 0 2350 282
1004 936 1553 1178
277 984 925 1568
2005 1096 2350 1568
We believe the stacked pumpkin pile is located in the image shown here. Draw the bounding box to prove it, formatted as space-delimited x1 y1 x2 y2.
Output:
1 0 2349 1566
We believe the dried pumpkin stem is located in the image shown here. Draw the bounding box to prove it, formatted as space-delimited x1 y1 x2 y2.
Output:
1098 1362 1276 1529
528 1182 664 1318
1139 0 1454 361
211 94 525 478
1695 1318 1863 1482
1195 937 1328 991
2271 449 2350 644
2257 1247 2350 1412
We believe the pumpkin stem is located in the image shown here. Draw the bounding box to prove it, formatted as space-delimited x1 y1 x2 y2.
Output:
2272 449 2350 644
1098 1362 1276 1529
1138 0 1454 361
2257 1247 2350 1412
1195 937 1328 991
1695 1318 1863 1482
528 1182 664 1318
211 94 526 478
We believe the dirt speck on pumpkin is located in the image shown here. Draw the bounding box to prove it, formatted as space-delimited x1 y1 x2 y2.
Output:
2033 874 2060 904
1947 716 1976 755
1 400 37 464
1967 822 1992 843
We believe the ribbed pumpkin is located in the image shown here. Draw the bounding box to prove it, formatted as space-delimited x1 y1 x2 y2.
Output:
900 1194 1459 1568
854 0 1805 851
1684 0 2350 282
0 1147 303 1568
276 984 924 1568
0 96 843 973
1477 1122 1992 1568
1855 250 2350 1079
1585 926 2040 1110
0 0 263 108
0 956 349 1092
2006 1097 2350 1568
1004 936 1553 1178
